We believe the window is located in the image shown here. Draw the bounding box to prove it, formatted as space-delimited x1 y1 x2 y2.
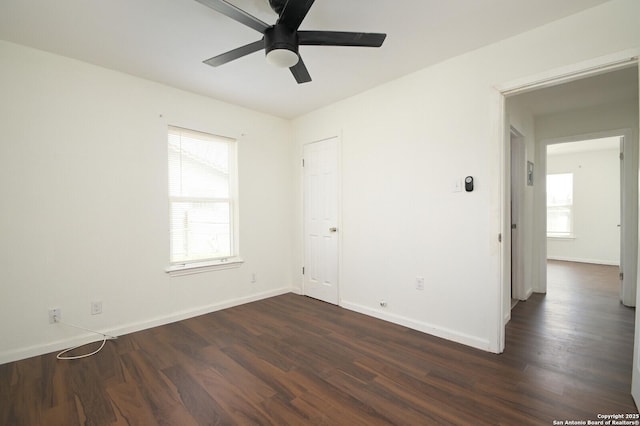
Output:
547 173 573 238
167 126 240 273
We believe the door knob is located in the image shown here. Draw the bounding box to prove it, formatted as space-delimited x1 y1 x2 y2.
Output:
329 227 338 233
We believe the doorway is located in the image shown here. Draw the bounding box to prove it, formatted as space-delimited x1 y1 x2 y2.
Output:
502 64 638 311
500 60 639 407
540 130 633 302
545 136 622 269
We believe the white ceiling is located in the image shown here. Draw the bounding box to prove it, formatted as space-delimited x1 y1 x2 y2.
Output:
510 66 639 117
0 0 613 119
511 65 638 155
547 136 621 155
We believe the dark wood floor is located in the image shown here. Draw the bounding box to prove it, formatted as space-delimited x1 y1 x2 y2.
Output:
1 261 636 425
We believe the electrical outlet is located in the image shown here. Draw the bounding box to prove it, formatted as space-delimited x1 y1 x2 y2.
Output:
416 277 425 291
91 301 102 315
48 308 61 324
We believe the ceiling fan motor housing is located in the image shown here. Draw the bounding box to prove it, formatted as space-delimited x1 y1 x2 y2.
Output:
265 24 299 57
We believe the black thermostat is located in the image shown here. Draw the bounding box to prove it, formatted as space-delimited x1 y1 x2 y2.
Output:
465 176 474 192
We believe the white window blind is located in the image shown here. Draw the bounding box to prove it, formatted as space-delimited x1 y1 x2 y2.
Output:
547 173 573 237
168 126 237 265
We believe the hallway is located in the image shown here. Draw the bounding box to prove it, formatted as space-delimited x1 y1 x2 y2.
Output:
504 260 637 417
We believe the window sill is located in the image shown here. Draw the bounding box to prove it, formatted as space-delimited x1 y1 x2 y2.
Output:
165 257 244 277
547 235 576 240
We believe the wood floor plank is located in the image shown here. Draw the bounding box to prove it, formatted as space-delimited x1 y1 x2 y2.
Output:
196 344 278 403
119 350 199 426
41 401 81 426
0 363 14 425
106 382 158 426
325 368 444 425
220 343 305 402
187 363 274 424
5 373 42 425
0 260 636 424
161 364 233 425
68 359 118 425
284 368 388 426
259 394 316 425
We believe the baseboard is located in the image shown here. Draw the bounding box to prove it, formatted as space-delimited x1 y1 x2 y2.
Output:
0 286 296 365
524 287 533 299
547 256 619 266
504 309 511 325
340 300 491 352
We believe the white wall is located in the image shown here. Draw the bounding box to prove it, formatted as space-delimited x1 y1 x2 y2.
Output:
547 148 621 265
0 41 294 364
292 0 640 352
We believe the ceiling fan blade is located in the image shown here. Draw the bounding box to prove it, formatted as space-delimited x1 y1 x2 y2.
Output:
203 39 264 67
298 31 386 47
196 0 269 33
278 0 315 30
290 57 311 84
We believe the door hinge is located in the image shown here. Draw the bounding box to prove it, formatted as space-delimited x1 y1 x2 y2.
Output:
302 266 305 275
620 272 624 280
498 233 502 243
620 152 624 161
302 158 305 167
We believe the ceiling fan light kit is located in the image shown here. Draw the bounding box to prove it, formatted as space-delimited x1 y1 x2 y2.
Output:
266 49 299 68
196 0 386 83
265 25 299 67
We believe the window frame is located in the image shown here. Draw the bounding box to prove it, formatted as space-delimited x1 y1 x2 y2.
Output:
546 172 575 239
165 126 242 276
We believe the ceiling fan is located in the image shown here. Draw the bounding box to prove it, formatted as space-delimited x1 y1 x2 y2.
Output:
196 0 387 83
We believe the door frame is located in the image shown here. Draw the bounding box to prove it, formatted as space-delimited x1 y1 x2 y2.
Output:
494 49 639 353
537 129 633 296
495 50 639 407
302 135 342 305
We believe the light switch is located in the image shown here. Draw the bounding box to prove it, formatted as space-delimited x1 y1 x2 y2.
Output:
453 179 463 192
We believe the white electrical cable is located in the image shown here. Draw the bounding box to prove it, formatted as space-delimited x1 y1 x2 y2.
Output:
56 338 108 360
54 315 117 360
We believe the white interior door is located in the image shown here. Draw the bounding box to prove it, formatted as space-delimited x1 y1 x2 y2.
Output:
303 137 339 305
510 130 525 301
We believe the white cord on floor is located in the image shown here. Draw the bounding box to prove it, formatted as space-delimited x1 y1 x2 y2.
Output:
55 318 118 360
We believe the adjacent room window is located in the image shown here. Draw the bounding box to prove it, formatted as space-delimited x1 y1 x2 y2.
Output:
547 173 573 238
167 126 238 268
